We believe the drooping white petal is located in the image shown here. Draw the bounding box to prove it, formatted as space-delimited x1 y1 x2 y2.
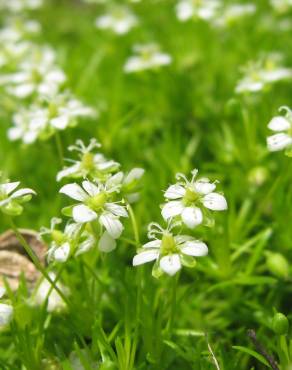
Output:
194 180 216 195
159 254 181 276
82 180 100 197
99 212 123 239
0 181 20 195
267 133 292 152
0 303 13 327
98 231 116 252
181 241 208 257
54 242 70 262
76 236 95 255
10 188 36 198
123 168 144 185
202 193 228 211
56 163 80 181
142 240 161 249
106 172 123 189
181 207 203 228
268 116 291 132
164 184 186 199
72 204 97 223
133 250 160 266
105 203 128 217
161 201 184 220
59 183 88 201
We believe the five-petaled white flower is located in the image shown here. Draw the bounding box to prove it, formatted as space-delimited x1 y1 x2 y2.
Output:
0 287 13 328
162 169 227 229
95 6 138 35
267 106 292 154
0 181 36 216
124 43 172 73
175 0 221 22
57 139 119 182
60 178 128 252
133 222 208 276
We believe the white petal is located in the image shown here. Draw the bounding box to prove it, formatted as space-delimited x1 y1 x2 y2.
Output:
76 236 95 255
142 240 161 249
194 180 216 194
51 115 69 130
202 193 228 211
59 183 88 201
0 181 20 195
0 287 5 299
267 133 292 152
268 116 291 132
161 201 184 220
10 188 36 198
123 168 144 185
54 242 70 262
98 231 116 252
82 180 100 197
0 303 13 327
133 250 159 266
181 241 208 257
164 184 186 199
181 207 203 228
159 254 181 276
99 212 123 239
56 163 80 181
72 204 97 223
105 203 128 217
106 172 123 188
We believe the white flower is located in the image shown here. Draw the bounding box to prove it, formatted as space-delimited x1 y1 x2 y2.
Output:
0 287 13 328
0 181 36 216
56 139 119 182
175 0 221 22
124 43 172 73
235 54 292 94
133 222 208 276
0 46 66 98
60 179 128 252
0 0 43 12
95 6 138 35
161 169 227 229
33 272 68 312
270 0 292 13
215 4 256 27
267 106 292 154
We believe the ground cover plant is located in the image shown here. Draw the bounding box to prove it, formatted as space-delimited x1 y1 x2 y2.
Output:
0 0 292 369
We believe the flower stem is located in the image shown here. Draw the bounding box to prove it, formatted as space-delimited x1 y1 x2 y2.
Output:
166 273 179 337
127 203 140 247
54 131 64 166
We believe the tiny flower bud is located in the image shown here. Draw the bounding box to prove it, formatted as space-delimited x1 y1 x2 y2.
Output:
248 166 269 187
272 313 289 335
266 252 289 279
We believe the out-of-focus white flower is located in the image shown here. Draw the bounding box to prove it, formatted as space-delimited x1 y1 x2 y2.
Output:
34 272 68 312
236 54 292 94
0 288 13 328
215 4 256 27
175 0 221 22
267 106 292 155
60 178 128 252
270 0 292 13
0 0 43 12
124 43 172 73
0 181 36 216
133 221 208 277
95 6 138 35
0 46 66 98
162 169 227 229
57 139 120 182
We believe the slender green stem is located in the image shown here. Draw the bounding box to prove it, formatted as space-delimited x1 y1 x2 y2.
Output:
127 203 140 247
166 273 179 337
54 131 64 166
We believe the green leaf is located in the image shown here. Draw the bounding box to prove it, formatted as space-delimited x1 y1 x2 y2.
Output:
232 346 271 368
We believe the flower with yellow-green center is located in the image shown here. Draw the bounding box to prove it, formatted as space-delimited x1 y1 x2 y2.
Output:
133 221 208 276
162 169 227 229
0 181 36 216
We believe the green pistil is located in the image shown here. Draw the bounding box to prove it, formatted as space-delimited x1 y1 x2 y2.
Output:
32 69 42 84
183 187 200 206
86 192 107 211
48 102 58 118
52 230 66 245
81 152 95 171
161 233 178 255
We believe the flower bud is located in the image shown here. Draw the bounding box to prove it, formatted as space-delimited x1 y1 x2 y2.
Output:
272 312 289 335
248 166 269 187
266 252 289 279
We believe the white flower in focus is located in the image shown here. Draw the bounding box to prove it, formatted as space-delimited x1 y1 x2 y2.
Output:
0 46 66 98
0 288 13 328
124 43 172 73
34 272 68 312
162 169 227 229
60 178 128 252
57 139 120 182
0 181 36 216
95 6 138 35
175 0 221 22
133 222 208 277
267 106 292 155
236 54 292 94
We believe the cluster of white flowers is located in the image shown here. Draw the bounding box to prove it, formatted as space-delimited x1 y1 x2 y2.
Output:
0 287 13 329
0 0 43 12
270 0 292 12
42 139 144 263
133 169 227 277
235 54 292 94
0 5 95 144
124 43 172 73
267 106 292 156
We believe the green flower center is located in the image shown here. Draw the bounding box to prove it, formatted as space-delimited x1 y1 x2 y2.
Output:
182 187 200 206
86 192 107 211
81 153 95 171
161 233 178 255
48 102 58 118
52 230 66 245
